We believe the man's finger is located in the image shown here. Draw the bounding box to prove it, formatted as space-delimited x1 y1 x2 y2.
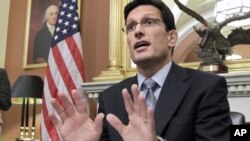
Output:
50 98 67 121
48 112 62 129
106 114 125 135
131 84 140 114
122 88 135 115
94 113 105 131
58 92 76 116
72 89 89 114
146 108 155 130
138 93 148 119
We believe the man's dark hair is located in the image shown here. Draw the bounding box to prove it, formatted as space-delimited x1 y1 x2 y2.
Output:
124 0 176 31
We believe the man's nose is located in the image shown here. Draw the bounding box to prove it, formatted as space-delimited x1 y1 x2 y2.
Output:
134 24 145 38
134 23 145 33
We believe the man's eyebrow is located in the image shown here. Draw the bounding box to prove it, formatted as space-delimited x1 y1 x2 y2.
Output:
126 18 137 24
128 13 159 20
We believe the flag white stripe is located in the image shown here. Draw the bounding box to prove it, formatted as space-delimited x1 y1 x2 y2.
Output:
57 40 83 88
49 49 69 97
73 33 83 55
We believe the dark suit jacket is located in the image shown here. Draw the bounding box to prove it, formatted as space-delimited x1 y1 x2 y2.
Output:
0 68 12 111
33 24 52 63
98 63 231 141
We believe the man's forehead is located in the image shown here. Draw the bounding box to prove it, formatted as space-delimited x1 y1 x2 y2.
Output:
126 5 161 21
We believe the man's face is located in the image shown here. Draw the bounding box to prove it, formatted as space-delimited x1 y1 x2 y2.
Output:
126 5 177 66
47 6 58 26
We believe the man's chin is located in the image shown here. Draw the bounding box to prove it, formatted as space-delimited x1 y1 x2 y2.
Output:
133 58 153 66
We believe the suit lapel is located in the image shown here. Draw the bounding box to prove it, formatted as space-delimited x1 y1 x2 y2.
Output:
154 63 191 135
126 76 138 97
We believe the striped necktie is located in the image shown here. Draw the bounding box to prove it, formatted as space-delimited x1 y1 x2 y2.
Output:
142 78 158 109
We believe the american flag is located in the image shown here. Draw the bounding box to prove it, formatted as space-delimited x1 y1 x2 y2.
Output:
40 0 85 140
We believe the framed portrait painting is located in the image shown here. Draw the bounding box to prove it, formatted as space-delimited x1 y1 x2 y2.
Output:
23 0 81 69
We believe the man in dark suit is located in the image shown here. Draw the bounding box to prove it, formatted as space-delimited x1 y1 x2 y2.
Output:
0 68 12 135
49 0 231 141
99 63 231 141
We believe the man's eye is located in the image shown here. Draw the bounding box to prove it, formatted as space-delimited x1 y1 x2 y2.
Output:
127 24 136 30
144 19 154 26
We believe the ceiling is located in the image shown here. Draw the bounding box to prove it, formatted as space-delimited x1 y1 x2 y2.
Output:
162 0 250 63
162 0 218 62
163 0 219 37
163 0 250 37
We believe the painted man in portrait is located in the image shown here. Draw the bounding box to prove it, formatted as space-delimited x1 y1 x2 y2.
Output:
33 5 58 63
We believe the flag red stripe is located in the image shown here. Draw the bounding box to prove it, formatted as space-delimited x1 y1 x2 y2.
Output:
65 37 85 81
42 66 60 141
52 46 76 92
46 66 59 98
42 98 60 141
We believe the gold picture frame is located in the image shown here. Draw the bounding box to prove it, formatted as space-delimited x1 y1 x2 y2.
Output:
23 0 81 69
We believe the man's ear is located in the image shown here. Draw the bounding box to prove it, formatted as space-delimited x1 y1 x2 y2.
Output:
167 30 178 49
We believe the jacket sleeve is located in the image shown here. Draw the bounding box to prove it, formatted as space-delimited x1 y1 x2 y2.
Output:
195 76 231 141
98 91 111 141
0 69 12 111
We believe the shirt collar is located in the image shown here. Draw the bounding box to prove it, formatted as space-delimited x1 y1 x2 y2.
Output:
137 60 172 90
46 22 55 29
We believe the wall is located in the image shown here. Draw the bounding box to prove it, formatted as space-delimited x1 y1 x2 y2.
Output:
228 97 250 122
0 1 10 67
2 0 109 140
3 0 250 140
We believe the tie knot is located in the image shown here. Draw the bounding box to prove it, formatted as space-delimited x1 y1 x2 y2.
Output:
143 78 157 89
